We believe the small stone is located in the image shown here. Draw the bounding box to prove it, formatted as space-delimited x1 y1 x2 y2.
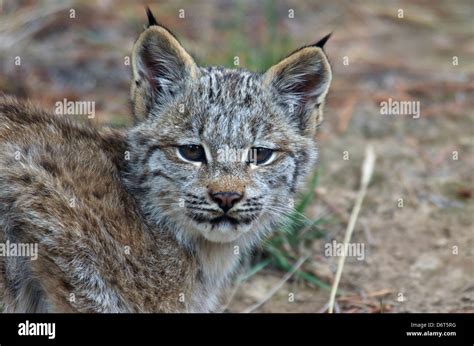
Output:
411 253 441 272
308 261 334 282
434 238 448 247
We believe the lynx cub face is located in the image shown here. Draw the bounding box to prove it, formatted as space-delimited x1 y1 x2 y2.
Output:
125 12 332 245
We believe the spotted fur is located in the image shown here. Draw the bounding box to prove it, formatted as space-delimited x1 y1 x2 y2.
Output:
0 10 332 312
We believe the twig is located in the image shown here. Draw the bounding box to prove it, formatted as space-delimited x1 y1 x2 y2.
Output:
318 300 341 313
241 255 308 313
328 145 376 313
318 301 330 313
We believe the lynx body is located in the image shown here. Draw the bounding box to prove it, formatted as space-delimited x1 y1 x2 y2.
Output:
0 10 331 312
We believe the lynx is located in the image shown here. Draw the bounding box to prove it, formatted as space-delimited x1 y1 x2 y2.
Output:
0 9 332 312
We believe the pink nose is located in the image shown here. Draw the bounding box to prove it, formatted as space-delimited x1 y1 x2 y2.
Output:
210 192 243 213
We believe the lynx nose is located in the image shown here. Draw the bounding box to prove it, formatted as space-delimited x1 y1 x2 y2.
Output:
210 192 243 213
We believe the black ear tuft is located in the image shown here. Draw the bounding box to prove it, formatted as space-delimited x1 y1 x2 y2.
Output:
146 7 158 27
314 32 332 49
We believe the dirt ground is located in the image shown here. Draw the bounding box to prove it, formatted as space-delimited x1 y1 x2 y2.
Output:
1 1 473 313
226 1 474 313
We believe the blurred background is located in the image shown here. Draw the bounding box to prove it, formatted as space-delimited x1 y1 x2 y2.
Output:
0 0 472 313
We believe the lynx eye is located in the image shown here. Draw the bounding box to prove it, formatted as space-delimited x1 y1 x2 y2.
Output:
177 145 206 163
248 147 275 166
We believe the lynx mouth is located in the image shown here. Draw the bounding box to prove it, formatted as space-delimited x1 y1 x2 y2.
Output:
209 215 240 226
188 213 254 227
185 212 258 243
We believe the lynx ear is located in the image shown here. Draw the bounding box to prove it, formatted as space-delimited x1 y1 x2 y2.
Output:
264 37 332 135
131 9 198 122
